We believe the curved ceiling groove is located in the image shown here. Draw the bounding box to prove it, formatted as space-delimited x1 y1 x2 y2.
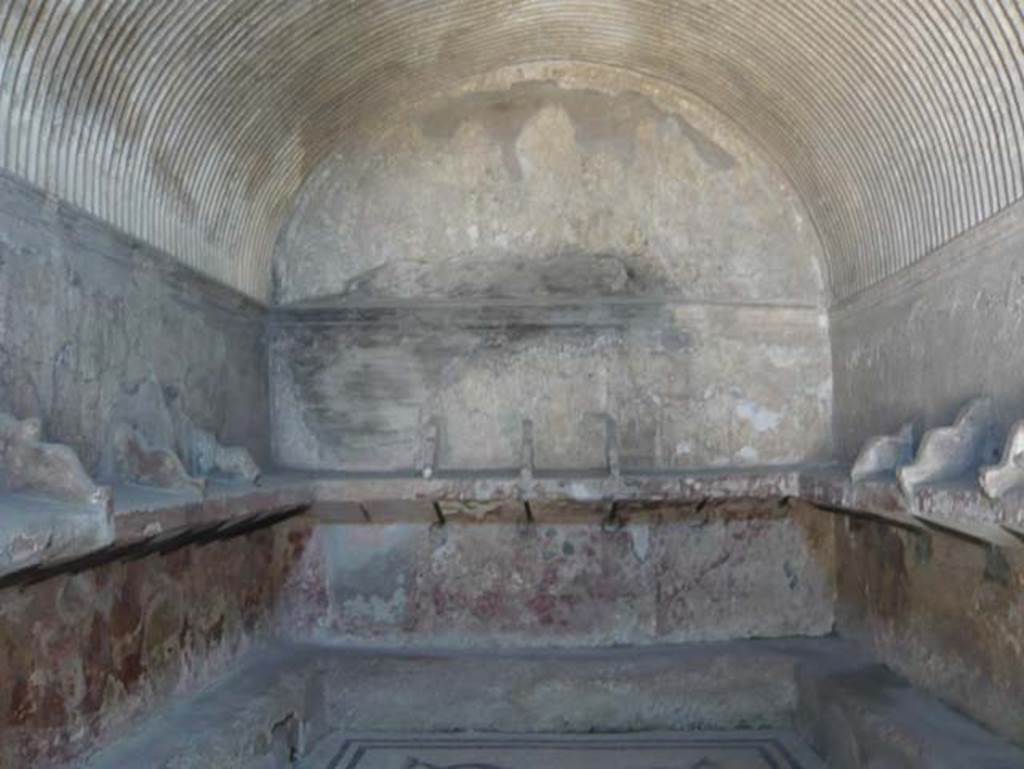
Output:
0 1 1021 302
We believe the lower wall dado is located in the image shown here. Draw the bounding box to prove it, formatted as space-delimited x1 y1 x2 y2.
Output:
0 517 315 769
299 499 837 647
3 489 1024 767
835 517 1024 746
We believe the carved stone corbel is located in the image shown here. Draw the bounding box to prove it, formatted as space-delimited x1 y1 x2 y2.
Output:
897 397 1000 501
0 412 112 514
851 422 916 482
980 419 1024 499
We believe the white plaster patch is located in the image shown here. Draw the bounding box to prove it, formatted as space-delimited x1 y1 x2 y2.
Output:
343 586 407 624
735 401 783 432
674 441 694 456
736 446 760 463
567 482 602 500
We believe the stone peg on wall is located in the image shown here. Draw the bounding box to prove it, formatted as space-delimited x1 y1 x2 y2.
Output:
520 418 535 485
165 388 261 483
418 417 440 480
850 422 916 482
111 422 207 494
897 397 1001 502
980 419 1024 499
604 414 621 481
0 412 113 513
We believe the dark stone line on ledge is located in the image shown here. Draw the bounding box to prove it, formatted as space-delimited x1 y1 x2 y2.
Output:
0 505 307 591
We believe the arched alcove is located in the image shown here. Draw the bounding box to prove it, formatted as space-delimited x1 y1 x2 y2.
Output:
269 63 833 472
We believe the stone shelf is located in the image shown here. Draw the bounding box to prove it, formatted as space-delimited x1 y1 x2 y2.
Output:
4 463 1023 588
0 492 112 578
0 474 315 588
798 466 1024 548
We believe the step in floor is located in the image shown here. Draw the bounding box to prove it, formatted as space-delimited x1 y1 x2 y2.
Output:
305 732 827 769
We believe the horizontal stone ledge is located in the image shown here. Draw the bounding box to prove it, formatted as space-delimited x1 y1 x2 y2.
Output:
4 463 1024 588
0 475 316 587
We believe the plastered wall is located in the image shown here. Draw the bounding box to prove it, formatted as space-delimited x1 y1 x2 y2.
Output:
271 69 832 472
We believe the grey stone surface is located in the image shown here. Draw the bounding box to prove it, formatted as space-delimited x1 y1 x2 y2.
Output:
798 661 1024 769
0 493 112 574
0 170 269 476
79 640 823 769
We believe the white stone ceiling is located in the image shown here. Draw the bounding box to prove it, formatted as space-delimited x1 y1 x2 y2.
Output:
1 1 1022 302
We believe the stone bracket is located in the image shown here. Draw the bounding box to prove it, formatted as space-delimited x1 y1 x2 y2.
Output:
897 397 1001 503
112 422 206 494
979 418 1024 499
851 422 915 482
102 375 262 489
0 412 112 517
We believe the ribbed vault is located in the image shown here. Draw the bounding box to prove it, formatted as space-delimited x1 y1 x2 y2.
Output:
1 1 1022 302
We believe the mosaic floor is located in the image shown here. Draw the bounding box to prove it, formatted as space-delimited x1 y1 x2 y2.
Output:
318 732 828 769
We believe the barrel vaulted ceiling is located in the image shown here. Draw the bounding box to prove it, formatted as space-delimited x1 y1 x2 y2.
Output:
1 1 1022 303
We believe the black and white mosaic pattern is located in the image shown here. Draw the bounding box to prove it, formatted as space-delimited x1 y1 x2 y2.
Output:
321 732 827 769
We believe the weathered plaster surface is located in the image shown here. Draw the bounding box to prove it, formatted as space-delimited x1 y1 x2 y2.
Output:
275 65 823 306
270 67 831 473
835 518 1024 746
306 500 835 647
0 517 314 769
271 304 832 472
0 171 269 473
832 201 1024 460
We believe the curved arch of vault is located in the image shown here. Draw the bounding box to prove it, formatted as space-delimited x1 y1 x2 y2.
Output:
1 1 1022 302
